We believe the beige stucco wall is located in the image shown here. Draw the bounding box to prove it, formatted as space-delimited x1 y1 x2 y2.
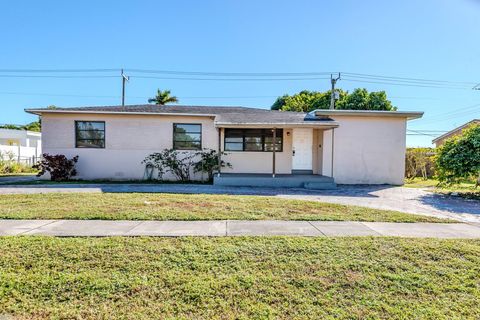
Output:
41 113 294 179
322 116 407 185
41 113 219 180
41 112 408 184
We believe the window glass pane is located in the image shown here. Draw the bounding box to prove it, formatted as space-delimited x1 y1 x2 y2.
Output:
224 128 283 152
244 136 262 144
76 121 105 131
264 137 283 144
77 130 105 140
173 124 202 150
265 143 282 151
75 121 105 148
174 124 201 133
244 129 263 137
225 137 243 143
77 139 104 148
174 141 201 150
174 133 201 142
245 142 263 151
224 129 243 137
225 142 243 151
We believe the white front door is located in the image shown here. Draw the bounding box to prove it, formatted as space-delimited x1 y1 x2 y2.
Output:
292 128 313 170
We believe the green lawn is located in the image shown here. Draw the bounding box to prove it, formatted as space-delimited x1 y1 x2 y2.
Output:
404 177 476 190
0 237 479 319
405 178 479 200
0 192 449 222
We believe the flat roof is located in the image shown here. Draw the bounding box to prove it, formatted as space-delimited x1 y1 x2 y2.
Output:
313 109 424 120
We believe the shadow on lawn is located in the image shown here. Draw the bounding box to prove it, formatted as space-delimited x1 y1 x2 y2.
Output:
0 183 396 198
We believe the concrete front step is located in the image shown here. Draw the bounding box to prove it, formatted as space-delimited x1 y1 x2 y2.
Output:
303 182 337 190
214 174 335 189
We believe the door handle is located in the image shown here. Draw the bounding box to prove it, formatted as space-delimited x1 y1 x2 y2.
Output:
292 150 295 156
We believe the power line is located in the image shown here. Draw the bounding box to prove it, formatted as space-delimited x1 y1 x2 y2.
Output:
342 72 477 86
418 103 480 124
341 77 472 90
130 75 331 81
342 75 472 88
0 68 118 73
0 90 457 101
126 69 334 77
0 75 117 79
0 91 120 98
0 91 279 100
0 68 477 86
407 129 446 137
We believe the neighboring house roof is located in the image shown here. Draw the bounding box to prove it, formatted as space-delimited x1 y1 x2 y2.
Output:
432 119 480 144
25 104 422 127
0 128 41 137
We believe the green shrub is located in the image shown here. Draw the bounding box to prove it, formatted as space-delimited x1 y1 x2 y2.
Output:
143 149 231 182
0 151 37 174
436 124 480 186
405 148 436 180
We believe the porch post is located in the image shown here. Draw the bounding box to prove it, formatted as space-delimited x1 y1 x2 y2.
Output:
217 127 222 177
272 127 276 178
331 128 335 177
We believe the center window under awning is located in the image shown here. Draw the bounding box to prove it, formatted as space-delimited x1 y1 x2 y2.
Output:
224 128 283 152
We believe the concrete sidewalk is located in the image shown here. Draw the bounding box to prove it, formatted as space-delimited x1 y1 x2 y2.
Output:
2 219 480 238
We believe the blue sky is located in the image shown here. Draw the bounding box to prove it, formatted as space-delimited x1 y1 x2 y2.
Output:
1 0 479 146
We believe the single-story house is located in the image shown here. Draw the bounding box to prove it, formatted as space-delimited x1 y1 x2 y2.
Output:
432 119 479 147
26 105 423 188
0 128 42 164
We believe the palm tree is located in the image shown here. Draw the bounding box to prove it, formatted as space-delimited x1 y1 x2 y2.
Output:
148 89 179 105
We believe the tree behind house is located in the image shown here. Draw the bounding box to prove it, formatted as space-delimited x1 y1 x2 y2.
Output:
148 89 179 105
271 88 396 112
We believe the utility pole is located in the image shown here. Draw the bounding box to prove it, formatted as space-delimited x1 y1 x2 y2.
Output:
121 69 129 106
329 73 341 109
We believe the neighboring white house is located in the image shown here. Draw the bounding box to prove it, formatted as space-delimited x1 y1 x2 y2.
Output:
26 105 422 187
0 128 42 164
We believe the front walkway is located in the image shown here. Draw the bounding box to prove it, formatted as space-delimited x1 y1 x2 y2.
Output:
1 219 480 238
0 184 479 222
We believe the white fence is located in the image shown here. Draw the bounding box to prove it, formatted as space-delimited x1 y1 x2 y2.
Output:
0 146 40 165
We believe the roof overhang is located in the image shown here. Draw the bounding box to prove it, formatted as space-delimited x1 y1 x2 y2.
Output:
214 121 339 129
25 109 216 117
313 109 424 120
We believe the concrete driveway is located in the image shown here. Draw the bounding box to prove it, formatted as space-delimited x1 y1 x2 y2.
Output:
0 183 478 223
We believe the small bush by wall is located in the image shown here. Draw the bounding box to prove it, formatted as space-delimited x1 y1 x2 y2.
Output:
33 154 79 181
143 149 231 182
